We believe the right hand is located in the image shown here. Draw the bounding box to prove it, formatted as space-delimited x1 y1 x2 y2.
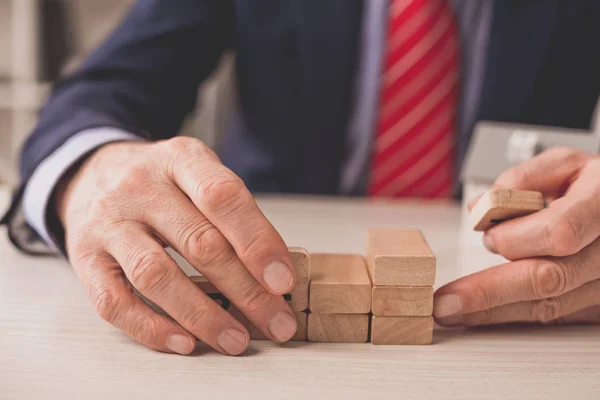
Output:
55 137 298 356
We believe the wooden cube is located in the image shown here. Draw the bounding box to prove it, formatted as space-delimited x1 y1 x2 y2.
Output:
287 247 310 311
371 316 433 345
372 286 433 316
470 188 544 231
309 254 372 314
307 313 369 343
366 229 436 286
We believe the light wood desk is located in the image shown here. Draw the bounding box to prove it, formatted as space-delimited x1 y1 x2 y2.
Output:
1 194 599 400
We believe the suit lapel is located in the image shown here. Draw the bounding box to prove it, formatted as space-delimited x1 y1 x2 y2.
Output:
478 0 559 123
288 0 364 193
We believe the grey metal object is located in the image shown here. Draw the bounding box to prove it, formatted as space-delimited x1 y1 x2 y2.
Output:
461 121 600 184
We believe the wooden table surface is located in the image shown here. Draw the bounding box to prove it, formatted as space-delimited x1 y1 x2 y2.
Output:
1 193 599 400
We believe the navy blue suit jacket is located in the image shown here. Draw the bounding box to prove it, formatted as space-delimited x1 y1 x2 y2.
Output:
3 0 600 250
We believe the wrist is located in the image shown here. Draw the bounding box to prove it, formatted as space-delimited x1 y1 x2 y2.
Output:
52 141 140 225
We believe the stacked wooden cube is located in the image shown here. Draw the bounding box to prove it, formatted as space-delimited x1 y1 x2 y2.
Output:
367 229 435 345
145 191 550 346
307 254 371 343
182 229 436 345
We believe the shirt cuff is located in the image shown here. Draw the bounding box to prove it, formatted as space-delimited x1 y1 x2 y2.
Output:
22 128 145 250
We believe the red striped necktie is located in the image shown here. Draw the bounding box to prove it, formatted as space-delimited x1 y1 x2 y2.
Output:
368 0 460 198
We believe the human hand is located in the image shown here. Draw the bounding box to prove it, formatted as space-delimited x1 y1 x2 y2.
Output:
435 147 600 326
55 137 298 355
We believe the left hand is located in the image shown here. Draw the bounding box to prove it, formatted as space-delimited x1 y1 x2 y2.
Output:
435 147 600 326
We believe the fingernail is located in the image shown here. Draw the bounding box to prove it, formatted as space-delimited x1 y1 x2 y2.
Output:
434 294 462 318
166 334 195 355
483 235 498 253
217 328 249 356
437 314 464 326
268 311 297 342
263 261 294 293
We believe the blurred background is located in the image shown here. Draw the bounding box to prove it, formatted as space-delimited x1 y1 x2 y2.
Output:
0 0 235 188
2 1 599 195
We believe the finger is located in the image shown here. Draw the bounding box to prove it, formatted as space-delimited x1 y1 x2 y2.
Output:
485 193 600 260
162 139 295 295
466 193 483 212
487 150 600 260
494 147 588 198
105 223 250 356
142 186 298 343
466 146 584 214
433 238 600 318
73 252 196 355
558 306 600 324
436 279 600 327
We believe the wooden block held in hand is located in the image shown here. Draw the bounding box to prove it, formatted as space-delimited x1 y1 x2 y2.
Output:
470 188 544 231
372 286 433 316
190 276 306 341
309 254 372 314
371 316 433 345
366 229 436 286
307 313 369 343
287 247 310 311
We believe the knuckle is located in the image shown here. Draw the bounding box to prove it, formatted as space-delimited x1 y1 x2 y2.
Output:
131 316 159 344
196 172 246 211
114 163 153 194
162 137 215 166
92 285 121 322
73 250 105 270
188 138 215 157
129 251 174 294
180 220 212 256
530 261 568 299
164 136 197 152
236 227 273 260
179 300 212 331
467 282 500 311
533 298 562 323
241 284 275 314
188 226 234 268
549 213 584 255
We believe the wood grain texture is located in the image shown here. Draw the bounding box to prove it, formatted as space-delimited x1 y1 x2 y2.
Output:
371 316 433 345
307 313 369 343
309 254 372 313
4 192 600 400
470 188 544 231
372 286 433 316
366 229 436 286
288 247 310 311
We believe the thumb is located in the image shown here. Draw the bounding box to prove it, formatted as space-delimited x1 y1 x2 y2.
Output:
493 147 588 199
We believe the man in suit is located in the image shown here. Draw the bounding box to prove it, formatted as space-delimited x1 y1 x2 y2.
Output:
2 0 600 356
